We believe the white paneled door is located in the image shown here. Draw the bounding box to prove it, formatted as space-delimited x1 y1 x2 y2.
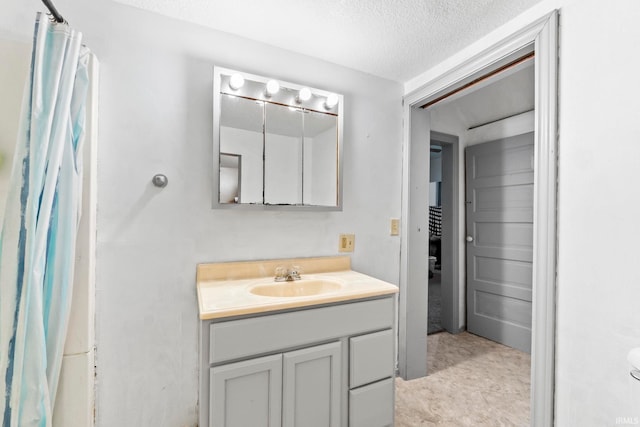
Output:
465 132 534 353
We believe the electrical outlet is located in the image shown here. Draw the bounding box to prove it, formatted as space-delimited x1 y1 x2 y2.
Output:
339 234 355 252
390 218 400 236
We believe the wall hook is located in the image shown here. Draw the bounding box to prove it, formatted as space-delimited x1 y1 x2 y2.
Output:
152 174 168 188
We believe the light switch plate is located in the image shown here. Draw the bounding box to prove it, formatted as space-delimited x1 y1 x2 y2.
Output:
390 218 400 236
339 234 355 252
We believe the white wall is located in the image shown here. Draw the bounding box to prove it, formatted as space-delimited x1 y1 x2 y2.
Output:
428 182 438 206
415 0 640 423
429 152 441 183
554 1 640 423
0 1 403 426
428 153 441 207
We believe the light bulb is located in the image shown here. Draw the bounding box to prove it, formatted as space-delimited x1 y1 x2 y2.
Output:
265 80 280 96
297 87 312 103
325 93 339 109
229 73 245 90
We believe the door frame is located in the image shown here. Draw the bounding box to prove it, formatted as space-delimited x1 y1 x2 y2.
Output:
398 10 558 426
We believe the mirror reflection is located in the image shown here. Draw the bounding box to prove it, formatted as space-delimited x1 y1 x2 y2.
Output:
219 95 263 204
219 153 241 203
213 67 343 209
264 103 303 205
303 111 338 206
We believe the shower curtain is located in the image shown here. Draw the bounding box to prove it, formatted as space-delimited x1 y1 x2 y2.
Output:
0 13 89 426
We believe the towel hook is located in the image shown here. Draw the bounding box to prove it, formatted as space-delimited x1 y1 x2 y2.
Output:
152 174 168 188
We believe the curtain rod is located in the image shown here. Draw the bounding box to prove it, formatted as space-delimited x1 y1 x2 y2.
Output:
41 0 65 23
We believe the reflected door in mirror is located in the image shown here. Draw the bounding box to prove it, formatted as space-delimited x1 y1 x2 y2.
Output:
219 153 241 203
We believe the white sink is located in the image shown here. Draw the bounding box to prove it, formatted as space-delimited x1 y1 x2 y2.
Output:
249 279 343 297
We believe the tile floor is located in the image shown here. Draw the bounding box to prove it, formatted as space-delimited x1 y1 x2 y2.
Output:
395 331 531 426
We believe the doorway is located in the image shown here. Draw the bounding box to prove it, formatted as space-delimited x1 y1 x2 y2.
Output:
427 60 536 352
421 66 535 426
427 132 459 336
397 11 558 425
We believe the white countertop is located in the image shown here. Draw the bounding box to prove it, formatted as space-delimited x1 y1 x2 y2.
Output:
197 269 398 320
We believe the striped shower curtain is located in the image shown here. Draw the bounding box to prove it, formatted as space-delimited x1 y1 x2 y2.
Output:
0 13 89 426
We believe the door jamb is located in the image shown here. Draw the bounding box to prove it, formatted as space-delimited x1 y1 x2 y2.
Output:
398 11 558 426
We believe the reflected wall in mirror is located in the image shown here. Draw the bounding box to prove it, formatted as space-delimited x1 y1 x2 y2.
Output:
303 111 338 206
213 66 343 210
264 102 303 205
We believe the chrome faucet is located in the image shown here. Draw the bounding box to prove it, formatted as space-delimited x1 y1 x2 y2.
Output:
275 266 301 282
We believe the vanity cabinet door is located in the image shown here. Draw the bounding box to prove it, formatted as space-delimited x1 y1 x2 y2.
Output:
210 354 282 427
283 342 342 427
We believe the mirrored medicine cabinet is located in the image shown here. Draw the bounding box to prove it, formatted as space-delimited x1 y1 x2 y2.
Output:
213 66 344 210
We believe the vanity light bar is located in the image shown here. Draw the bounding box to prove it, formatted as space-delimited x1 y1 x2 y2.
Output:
225 72 339 109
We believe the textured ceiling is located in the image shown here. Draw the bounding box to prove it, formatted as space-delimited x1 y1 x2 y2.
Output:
113 0 544 82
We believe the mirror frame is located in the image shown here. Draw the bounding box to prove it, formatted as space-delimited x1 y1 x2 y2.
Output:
212 66 344 211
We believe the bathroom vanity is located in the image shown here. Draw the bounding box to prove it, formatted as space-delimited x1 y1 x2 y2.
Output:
197 257 398 427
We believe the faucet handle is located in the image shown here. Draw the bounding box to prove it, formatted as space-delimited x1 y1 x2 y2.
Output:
288 265 301 280
274 266 287 282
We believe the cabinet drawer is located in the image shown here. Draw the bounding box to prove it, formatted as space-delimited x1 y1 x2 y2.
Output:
210 297 393 364
349 378 394 427
349 329 394 388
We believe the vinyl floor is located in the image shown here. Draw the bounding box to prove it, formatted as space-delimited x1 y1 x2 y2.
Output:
428 271 443 335
395 331 531 426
